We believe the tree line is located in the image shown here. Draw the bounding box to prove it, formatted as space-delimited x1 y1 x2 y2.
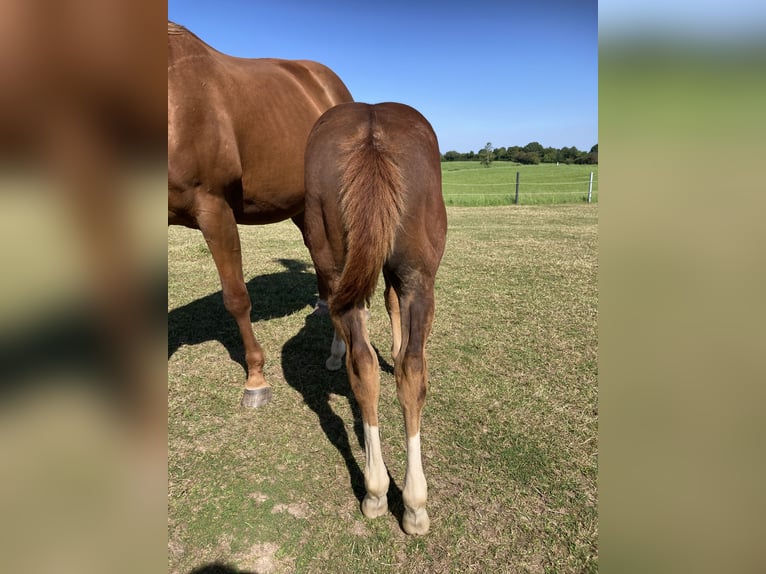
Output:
442 142 598 165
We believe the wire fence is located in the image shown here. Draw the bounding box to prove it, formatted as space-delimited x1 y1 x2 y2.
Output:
442 171 598 206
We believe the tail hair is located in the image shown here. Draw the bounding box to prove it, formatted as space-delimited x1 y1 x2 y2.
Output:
331 119 404 314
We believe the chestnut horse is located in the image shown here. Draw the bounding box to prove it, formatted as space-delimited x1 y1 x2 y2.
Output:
304 102 447 534
168 22 352 407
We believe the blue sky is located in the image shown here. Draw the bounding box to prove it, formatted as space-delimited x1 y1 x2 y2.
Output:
168 1 598 154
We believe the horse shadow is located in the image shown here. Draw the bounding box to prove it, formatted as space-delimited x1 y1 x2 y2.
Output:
169 256 405 526
189 564 255 574
281 310 404 524
168 258 316 371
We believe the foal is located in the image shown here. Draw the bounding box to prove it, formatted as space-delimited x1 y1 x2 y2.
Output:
304 102 447 534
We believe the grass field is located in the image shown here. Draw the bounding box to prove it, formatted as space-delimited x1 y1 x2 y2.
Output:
168 204 598 573
441 162 598 206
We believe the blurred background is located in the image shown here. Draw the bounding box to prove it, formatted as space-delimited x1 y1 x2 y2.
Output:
599 1 766 573
0 1 166 572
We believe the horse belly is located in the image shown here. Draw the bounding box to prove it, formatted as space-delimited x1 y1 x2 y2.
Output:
234 181 306 225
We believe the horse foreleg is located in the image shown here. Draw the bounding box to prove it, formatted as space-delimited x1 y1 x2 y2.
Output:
335 308 390 519
291 213 330 314
197 194 270 407
325 328 346 371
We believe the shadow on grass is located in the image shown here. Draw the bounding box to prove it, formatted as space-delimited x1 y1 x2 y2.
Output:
168 258 317 373
189 563 255 574
169 255 408 529
281 311 406 529
281 311 365 500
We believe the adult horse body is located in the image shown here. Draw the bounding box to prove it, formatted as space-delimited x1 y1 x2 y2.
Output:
304 102 447 534
168 22 352 407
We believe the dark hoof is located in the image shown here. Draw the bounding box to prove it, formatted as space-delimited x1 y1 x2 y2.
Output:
310 299 329 316
240 387 272 408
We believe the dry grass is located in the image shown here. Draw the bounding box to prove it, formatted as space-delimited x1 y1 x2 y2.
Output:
168 205 598 573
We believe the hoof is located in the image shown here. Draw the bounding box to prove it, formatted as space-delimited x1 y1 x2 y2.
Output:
240 387 272 408
361 494 388 519
325 355 343 371
402 507 430 535
310 300 329 316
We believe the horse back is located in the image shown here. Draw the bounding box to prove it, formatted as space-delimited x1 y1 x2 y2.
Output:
168 23 352 225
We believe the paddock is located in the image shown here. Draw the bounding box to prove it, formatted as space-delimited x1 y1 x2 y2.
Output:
168 204 598 573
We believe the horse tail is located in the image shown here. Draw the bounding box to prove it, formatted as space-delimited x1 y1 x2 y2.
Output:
331 112 405 314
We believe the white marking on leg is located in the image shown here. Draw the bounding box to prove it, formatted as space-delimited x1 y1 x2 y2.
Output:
361 423 389 518
402 432 430 534
325 330 345 371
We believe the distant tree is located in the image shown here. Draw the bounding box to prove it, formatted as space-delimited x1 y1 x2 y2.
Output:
516 151 540 165
442 142 596 164
479 142 494 167
559 146 581 164
542 147 558 163
522 141 543 163
507 146 523 163
523 141 544 154
587 144 598 164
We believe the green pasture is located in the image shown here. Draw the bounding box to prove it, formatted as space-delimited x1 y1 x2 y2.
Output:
441 162 598 206
168 204 598 573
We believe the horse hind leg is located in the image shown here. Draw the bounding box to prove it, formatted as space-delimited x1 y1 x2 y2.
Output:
395 285 436 535
334 306 390 519
384 273 402 361
196 193 270 407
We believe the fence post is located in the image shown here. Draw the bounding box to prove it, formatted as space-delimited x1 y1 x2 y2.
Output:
588 171 593 203
515 171 520 205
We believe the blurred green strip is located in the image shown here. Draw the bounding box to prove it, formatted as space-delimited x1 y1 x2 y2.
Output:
600 40 766 574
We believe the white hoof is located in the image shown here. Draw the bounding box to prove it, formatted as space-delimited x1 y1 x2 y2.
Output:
361 494 388 519
402 507 430 535
325 355 343 371
240 387 272 408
